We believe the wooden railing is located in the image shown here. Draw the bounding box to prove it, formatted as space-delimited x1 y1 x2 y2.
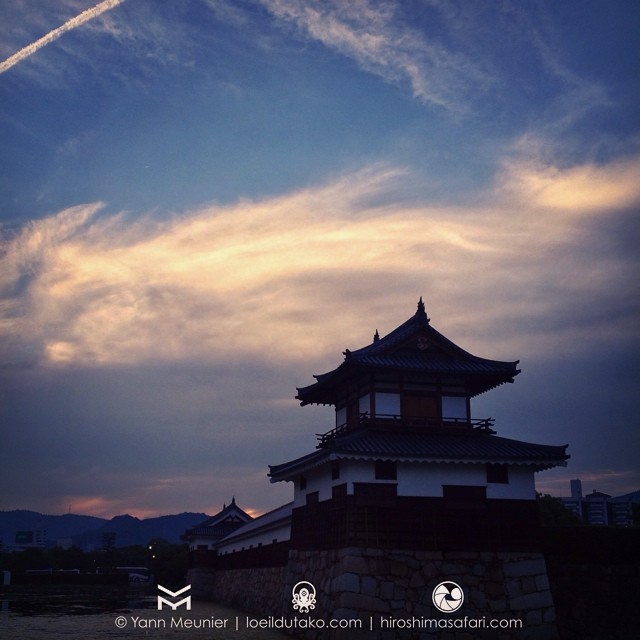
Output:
316 413 495 447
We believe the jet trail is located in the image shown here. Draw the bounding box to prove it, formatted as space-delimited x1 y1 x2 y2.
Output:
0 0 125 75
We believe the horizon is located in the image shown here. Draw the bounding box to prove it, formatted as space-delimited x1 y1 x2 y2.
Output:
5 477 640 522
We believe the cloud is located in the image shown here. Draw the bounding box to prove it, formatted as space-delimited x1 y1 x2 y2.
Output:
0 0 125 75
496 147 640 213
1 157 638 372
257 0 490 112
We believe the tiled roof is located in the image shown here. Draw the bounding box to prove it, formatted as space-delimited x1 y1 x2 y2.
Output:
296 300 520 404
334 428 568 462
269 426 569 479
182 499 253 539
345 353 516 375
217 502 293 546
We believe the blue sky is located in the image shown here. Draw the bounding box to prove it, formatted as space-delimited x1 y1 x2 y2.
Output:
1 0 639 518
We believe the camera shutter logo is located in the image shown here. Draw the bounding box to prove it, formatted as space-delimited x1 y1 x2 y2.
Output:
157 584 192 610
432 581 464 613
292 581 316 613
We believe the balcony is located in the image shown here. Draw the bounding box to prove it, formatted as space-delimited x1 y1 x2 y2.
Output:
316 413 495 448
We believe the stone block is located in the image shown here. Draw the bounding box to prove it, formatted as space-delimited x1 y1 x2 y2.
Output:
489 598 507 613
361 576 377 596
510 590 554 611
393 586 406 601
387 559 410 578
333 572 360 593
526 609 543 626
341 554 373 575
505 580 522 599
409 572 426 589
503 557 547 578
486 563 504 582
522 576 538 594
485 581 504 598
440 563 467 576
462 574 480 587
332 607 360 621
338 592 389 613
470 589 487 609
419 561 441 580
535 573 550 592
445 551 478 560
380 581 395 600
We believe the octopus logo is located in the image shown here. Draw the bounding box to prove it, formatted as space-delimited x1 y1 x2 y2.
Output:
292 581 316 614
432 581 464 613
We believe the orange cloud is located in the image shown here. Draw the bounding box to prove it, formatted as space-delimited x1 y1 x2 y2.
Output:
1 158 637 370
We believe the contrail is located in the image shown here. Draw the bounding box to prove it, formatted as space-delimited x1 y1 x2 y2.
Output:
0 0 125 75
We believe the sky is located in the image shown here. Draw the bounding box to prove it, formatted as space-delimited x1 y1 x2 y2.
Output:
0 0 638 520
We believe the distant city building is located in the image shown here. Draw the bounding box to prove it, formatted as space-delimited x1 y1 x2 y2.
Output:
560 481 638 526
55 538 73 550
14 524 46 549
571 478 583 499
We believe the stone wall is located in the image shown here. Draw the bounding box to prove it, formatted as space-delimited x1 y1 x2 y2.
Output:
189 564 289 617
544 526 640 640
189 548 558 639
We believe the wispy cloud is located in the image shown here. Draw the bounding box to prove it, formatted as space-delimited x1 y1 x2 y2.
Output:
1 156 638 370
495 149 640 213
0 0 125 75
258 0 489 112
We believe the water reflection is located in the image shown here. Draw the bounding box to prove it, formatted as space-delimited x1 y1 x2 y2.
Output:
3 585 155 616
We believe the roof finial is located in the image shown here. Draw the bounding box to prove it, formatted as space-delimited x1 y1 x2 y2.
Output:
373 329 379 342
231 496 236 505
416 297 430 322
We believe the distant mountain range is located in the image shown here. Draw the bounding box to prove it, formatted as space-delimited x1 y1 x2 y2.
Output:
0 510 209 550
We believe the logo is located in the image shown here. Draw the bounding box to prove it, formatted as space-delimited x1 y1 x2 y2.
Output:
157 584 192 610
292 581 316 613
432 581 464 613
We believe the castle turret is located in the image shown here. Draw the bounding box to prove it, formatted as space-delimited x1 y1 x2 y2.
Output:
269 299 569 551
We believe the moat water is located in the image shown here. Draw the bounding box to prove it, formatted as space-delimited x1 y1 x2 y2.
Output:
0 586 288 639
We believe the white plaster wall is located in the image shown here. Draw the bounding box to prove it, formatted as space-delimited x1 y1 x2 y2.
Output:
293 465 334 507
486 465 536 499
375 392 401 416
336 406 346 427
188 537 216 551
399 462 482 496
441 396 468 420
217 521 291 554
398 462 535 500
292 459 536 506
